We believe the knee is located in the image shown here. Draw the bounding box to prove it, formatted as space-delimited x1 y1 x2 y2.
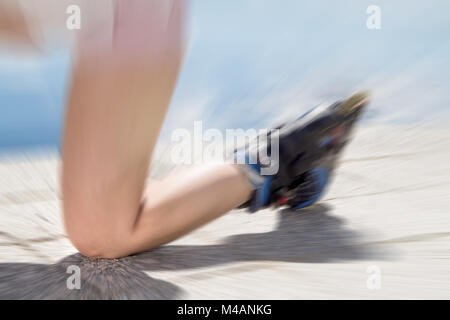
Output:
64 212 132 259
68 230 131 259
69 233 106 259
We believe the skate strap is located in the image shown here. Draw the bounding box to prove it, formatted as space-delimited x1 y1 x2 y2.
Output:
250 175 272 212
236 151 272 212
293 167 329 210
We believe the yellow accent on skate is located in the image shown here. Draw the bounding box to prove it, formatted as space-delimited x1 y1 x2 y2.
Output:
339 90 371 115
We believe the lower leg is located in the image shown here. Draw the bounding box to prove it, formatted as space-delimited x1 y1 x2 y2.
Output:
63 0 253 259
118 163 253 258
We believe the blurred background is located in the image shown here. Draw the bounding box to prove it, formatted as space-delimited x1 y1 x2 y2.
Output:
0 0 449 299
1 0 449 152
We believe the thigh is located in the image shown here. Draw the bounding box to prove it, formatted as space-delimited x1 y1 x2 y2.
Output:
62 0 187 240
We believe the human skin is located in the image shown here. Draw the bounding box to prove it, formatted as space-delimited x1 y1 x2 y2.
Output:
0 0 253 259
0 0 35 44
61 0 253 258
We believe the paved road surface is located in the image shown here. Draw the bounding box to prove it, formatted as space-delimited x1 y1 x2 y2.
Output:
0 124 449 299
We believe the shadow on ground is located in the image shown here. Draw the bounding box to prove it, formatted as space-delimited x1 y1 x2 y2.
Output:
0 204 387 299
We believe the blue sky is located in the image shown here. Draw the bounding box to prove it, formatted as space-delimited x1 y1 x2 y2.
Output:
1 0 449 151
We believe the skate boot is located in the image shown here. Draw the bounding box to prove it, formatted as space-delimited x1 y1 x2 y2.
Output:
235 91 370 212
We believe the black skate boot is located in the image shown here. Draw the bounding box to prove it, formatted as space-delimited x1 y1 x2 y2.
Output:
235 91 370 212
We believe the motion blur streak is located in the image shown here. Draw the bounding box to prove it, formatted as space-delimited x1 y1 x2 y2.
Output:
0 0 450 299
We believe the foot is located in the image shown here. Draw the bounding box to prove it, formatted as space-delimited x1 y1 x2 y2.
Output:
236 91 370 212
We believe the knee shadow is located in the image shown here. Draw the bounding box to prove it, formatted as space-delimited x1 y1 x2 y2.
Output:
0 204 386 299
0 254 181 299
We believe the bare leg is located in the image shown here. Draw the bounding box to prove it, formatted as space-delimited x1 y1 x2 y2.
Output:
0 0 35 45
62 0 253 258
